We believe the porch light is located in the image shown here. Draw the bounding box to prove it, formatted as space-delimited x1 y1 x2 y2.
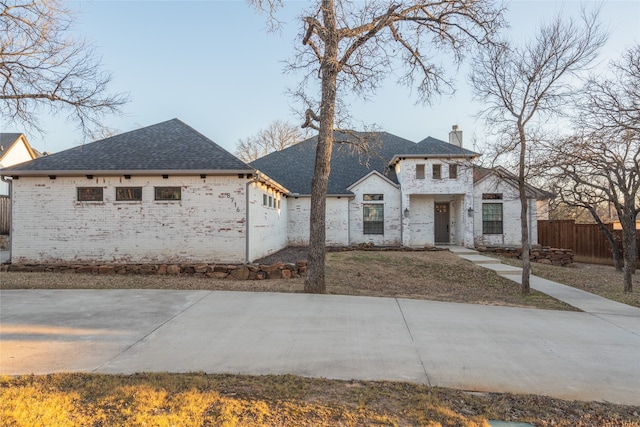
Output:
468 207 474 217
404 207 409 217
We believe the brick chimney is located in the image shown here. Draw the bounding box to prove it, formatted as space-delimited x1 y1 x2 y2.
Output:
449 125 462 147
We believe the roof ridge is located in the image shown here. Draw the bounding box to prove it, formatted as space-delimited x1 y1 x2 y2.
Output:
2 120 253 174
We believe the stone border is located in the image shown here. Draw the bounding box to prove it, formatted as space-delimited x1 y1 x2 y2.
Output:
476 246 574 267
0 245 446 278
1 261 308 280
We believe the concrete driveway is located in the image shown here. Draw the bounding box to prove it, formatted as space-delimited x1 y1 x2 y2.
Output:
1 289 639 406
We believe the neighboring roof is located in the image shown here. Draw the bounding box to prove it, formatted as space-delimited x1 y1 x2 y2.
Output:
251 131 417 195
474 166 553 199
0 133 38 162
1 119 253 176
0 133 22 152
30 148 47 158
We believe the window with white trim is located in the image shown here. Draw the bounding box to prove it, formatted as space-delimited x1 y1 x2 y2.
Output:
363 204 384 234
482 203 503 234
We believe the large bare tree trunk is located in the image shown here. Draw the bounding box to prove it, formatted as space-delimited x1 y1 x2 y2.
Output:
304 0 339 294
518 125 531 295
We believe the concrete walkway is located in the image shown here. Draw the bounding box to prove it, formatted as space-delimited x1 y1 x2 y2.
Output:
2 286 639 405
451 246 640 333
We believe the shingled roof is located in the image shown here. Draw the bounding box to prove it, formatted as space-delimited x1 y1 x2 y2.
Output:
474 165 553 199
1 119 253 176
0 133 23 154
251 131 479 195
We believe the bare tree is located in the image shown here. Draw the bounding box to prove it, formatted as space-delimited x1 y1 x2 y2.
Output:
469 9 606 295
544 45 640 292
0 0 128 137
548 176 623 271
235 120 305 162
251 0 505 293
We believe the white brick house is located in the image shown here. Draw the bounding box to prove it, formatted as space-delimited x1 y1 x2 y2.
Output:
252 126 545 251
1 120 289 264
1 119 548 264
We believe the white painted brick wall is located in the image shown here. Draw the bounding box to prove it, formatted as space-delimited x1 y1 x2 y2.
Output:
287 196 310 246
396 158 473 195
286 196 349 246
326 198 350 245
348 173 402 245
396 159 475 247
11 175 250 263
473 175 539 246
247 181 288 262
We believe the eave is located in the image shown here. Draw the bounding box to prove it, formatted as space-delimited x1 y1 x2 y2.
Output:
388 153 479 167
1 168 255 179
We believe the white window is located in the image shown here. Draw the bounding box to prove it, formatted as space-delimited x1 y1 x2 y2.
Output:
482 203 503 234
363 204 384 234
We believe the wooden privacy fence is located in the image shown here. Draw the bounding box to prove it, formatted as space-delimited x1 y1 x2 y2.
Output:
0 196 9 235
538 220 639 265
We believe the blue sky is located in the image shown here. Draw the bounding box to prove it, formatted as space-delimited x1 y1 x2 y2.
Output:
7 0 640 156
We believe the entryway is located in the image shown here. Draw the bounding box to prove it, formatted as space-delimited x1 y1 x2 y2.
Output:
434 202 450 243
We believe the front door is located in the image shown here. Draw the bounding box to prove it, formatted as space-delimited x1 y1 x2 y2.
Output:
434 202 450 243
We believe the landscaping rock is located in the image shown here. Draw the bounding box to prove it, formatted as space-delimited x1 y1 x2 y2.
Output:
167 265 181 275
229 266 250 280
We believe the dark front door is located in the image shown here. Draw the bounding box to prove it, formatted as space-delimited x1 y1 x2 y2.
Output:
434 202 450 243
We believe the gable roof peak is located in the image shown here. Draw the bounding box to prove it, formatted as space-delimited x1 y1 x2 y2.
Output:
1 119 253 175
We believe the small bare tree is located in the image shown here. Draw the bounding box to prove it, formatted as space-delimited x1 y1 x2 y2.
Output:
545 45 640 292
235 120 305 162
547 174 623 271
469 9 606 295
0 0 128 136
251 0 505 293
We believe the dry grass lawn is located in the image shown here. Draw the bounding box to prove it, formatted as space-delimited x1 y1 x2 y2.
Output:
2 249 639 425
1 373 638 427
0 250 573 310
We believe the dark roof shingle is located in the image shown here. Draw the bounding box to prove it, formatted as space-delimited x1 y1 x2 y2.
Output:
2 119 252 174
251 131 478 195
